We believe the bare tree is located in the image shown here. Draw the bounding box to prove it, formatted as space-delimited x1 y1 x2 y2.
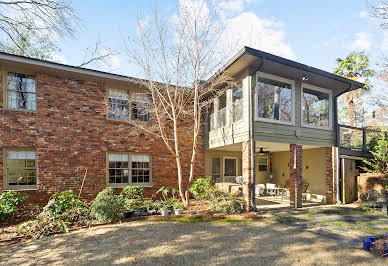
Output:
0 0 79 52
78 37 118 69
121 1 236 206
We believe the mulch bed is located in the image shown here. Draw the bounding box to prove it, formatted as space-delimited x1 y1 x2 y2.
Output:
0 200 265 247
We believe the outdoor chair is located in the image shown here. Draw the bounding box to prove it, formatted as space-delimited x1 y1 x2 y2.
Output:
266 183 276 196
255 184 265 197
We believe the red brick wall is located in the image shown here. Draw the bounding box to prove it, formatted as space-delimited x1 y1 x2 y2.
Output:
0 69 205 205
242 140 252 211
325 147 337 204
289 144 302 208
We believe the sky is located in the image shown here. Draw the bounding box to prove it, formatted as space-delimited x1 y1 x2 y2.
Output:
54 0 387 78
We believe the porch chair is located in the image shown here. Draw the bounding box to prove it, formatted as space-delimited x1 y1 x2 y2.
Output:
255 184 265 197
266 183 276 196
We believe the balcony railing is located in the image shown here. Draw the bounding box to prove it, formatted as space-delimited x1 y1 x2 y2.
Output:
338 124 380 155
217 107 227 128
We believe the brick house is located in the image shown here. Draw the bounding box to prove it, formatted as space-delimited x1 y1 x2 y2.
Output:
0 47 365 209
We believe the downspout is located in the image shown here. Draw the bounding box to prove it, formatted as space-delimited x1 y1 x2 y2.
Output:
249 56 265 211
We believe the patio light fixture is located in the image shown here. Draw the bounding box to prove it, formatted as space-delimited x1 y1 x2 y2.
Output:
258 148 265 155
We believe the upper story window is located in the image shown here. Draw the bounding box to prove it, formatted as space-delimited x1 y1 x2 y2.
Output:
4 149 37 189
217 94 227 127
256 73 294 124
302 85 332 129
131 93 151 122
107 89 151 122
232 87 243 122
108 89 129 120
7 72 36 111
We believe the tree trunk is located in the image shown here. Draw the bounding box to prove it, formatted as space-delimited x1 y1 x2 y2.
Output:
273 87 280 120
348 99 355 127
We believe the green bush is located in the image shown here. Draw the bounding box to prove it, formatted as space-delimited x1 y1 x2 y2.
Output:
120 186 144 210
17 190 90 239
190 177 215 200
0 191 26 220
90 188 125 223
43 190 87 218
363 130 388 174
208 198 244 214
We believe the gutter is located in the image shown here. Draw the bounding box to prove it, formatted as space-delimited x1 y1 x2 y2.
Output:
248 56 265 211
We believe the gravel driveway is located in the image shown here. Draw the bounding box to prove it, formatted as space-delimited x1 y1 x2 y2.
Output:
0 220 385 265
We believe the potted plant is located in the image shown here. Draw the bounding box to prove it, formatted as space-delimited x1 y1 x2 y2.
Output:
173 202 183 215
160 205 169 216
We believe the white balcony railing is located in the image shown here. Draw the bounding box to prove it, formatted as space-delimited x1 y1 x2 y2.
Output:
217 107 227 128
232 99 243 122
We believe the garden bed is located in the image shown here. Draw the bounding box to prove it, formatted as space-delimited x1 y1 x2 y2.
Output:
0 212 265 246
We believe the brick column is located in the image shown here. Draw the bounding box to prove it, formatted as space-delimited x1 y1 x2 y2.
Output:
289 144 302 208
242 140 254 211
326 147 337 204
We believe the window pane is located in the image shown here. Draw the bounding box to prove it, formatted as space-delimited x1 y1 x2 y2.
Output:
131 154 151 184
212 158 221 175
256 77 292 122
108 152 129 184
108 89 129 120
6 150 36 187
7 73 36 111
224 158 236 176
302 88 329 127
131 93 151 122
232 87 243 102
219 94 227 110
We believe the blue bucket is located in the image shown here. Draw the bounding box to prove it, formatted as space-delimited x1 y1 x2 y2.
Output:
363 240 371 251
367 236 377 242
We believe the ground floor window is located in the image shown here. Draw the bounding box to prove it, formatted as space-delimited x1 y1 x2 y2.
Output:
224 157 237 177
108 152 151 186
212 158 221 181
4 149 37 189
258 157 268 172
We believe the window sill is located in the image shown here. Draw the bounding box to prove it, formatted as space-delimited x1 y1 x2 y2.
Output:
3 187 37 191
255 117 294 126
301 124 333 131
107 184 152 188
3 108 37 114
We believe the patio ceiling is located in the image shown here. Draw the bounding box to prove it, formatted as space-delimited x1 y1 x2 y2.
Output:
209 141 322 152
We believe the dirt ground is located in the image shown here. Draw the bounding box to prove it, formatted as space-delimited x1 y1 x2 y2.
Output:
0 219 385 266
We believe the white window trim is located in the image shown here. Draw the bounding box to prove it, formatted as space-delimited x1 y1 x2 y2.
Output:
258 157 268 172
107 88 151 123
300 83 333 131
5 72 37 113
3 148 38 190
223 156 237 178
107 152 152 187
254 71 295 126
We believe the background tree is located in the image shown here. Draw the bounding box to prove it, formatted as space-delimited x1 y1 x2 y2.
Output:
123 0 235 206
334 51 375 127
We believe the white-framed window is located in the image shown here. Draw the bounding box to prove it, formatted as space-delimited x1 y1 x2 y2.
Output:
107 152 152 187
255 72 295 125
301 84 332 130
223 157 237 177
211 157 221 181
107 89 151 122
258 157 268 172
131 93 151 122
108 89 129 120
7 72 36 111
232 86 243 122
4 149 37 190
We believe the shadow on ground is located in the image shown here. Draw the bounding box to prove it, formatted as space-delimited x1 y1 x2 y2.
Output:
0 216 385 265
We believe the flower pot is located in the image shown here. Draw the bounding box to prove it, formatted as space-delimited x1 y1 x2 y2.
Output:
363 240 371 251
175 209 182 215
367 236 376 243
161 210 169 216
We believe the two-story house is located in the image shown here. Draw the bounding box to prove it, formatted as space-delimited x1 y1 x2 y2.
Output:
0 46 364 209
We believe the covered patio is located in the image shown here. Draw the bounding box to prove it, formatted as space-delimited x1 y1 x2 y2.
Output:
205 141 337 210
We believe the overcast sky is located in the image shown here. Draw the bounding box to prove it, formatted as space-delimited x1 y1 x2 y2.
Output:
55 0 385 77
